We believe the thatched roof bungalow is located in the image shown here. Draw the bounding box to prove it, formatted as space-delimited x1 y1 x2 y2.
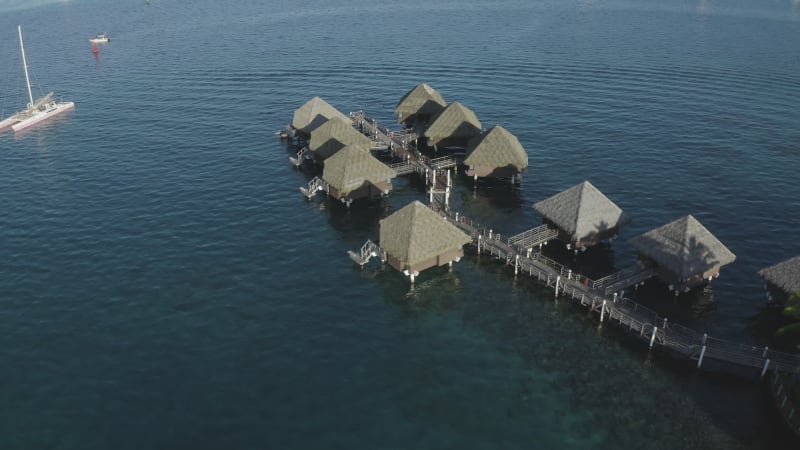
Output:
423 101 482 150
628 215 736 292
463 125 528 181
533 181 630 250
322 146 397 205
758 256 800 305
379 201 472 283
291 96 350 136
309 117 372 161
394 82 447 128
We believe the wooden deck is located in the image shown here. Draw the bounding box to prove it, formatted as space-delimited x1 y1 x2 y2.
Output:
330 110 800 379
438 208 800 376
350 204 800 378
351 111 456 208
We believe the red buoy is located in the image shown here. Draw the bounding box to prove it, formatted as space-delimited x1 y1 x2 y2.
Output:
92 42 98 54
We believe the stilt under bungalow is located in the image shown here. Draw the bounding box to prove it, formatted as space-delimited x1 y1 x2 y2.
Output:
532 180 630 251
628 214 736 293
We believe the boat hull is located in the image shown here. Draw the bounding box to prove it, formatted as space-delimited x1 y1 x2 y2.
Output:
12 102 75 132
0 115 22 132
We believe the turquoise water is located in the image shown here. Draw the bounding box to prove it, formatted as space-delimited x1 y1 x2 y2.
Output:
1 0 799 448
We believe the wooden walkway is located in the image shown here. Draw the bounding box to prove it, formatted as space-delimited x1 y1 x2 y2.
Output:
331 110 800 378
350 111 457 209
436 208 800 377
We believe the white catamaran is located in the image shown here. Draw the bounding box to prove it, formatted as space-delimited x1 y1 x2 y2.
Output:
0 26 75 133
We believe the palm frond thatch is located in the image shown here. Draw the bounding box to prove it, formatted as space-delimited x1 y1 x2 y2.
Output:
628 215 736 279
309 117 371 159
394 83 447 120
758 256 800 295
463 125 528 170
322 146 396 195
291 96 349 133
423 101 482 140
379 201 471 267
533 181 629 241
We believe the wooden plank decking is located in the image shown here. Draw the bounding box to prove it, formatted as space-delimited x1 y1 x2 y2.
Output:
338 110 800 379
436 208 800 376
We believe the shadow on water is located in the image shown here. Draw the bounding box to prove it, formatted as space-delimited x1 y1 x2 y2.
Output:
539 239 618 279
626 277 719 325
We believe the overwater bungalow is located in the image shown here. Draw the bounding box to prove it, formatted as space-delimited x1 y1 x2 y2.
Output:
394 82 447 129
532 181 629 250
321 145 397 206
463 125 528 183
628 214 736 292
309 117 372 161
758 256 800 305
379 200 472 283
423 101 482 150
291 96 350 137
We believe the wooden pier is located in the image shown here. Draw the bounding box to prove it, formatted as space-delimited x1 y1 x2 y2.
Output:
350 111 457 210
444 209 799 376
317 110 800 378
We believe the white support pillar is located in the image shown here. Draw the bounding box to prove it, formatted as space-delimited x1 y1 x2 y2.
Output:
760 359 771 379
567 269 572 280
613 292 618 304
663 318 668 329
514 255 519 275
555 276 561 298
697 345 706 368
762 346 769 358
649 326 658 349
600 300 607 323
477 235 482 253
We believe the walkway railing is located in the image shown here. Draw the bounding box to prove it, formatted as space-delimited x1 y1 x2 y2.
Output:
434 207 800 377
343 110 800 379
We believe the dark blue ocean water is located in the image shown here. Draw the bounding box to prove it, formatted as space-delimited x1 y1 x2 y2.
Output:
1 0 800 448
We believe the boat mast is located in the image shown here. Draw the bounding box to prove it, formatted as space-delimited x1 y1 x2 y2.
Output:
18 25 35 110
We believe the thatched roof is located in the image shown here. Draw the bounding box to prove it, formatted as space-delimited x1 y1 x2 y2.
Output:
309 117 371 159
322 146 396 195
423 101 482 141
379 201 472 267
291 96 349 134
533 181 629 241
758 256 800 295
394 83 447 120
628 215 736 280
463 125 528 170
